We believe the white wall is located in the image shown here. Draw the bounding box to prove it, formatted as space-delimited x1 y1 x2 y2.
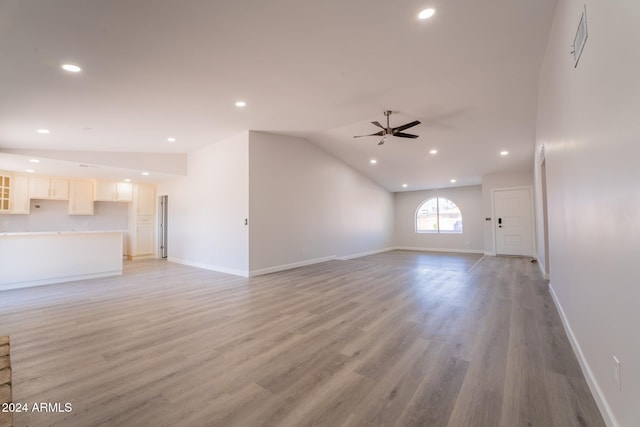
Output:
248 131 394 273
158 132 249 276
0 199 128 232
394 185 483 253
481 171 534 254
535 1 640 425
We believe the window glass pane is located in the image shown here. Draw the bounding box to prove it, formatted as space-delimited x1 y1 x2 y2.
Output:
416 198 438 232
437 197 463 233
416 197 463 234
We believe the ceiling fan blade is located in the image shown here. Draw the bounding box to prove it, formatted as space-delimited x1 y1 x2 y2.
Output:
371 121 385 129
394 132 419 139
377 136 387 145
353 130 384 138
393 120 421 132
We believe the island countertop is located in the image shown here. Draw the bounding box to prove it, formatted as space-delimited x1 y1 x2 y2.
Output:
0 230 125 290
0 230 127 236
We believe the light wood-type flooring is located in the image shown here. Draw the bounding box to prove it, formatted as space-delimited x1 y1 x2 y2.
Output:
0 251 604 426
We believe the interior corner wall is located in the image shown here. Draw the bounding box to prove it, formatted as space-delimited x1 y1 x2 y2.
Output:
535 1 640 425
393 185 483 253
248 131 394 274
481 171 534 254
157 132 249 276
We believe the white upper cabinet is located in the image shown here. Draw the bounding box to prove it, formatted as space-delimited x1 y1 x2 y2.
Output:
0 172 30 214
68 180 95 215
94 181 133 202
116 182 133 201
10 174 30 214
29 176 69 200
134 184 155 216
0 173 11 212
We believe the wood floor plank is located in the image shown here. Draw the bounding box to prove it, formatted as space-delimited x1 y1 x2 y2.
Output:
0 251 605 427
393 344 469 427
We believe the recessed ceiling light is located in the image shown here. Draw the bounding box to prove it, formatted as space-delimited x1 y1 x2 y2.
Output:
141 172 149 176
124 178 131 182
370 159 377 164
36 129 50 134
500 150 509 156
450 179 457 183
25 169 35 173
235 101 247 108
29 159 40 163
418 8 436 20
61 64 82 73
429 149 438 155
167 137 176 142
402 184 408 188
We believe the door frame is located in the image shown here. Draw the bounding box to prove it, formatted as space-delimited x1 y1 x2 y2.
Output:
491 186 536 257
158 194 168 259
540 147 550 279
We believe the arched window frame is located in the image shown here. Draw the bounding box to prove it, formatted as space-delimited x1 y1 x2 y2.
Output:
415 197 463 234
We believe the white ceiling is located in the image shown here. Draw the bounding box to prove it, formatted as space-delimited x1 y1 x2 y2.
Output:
0 0 558 191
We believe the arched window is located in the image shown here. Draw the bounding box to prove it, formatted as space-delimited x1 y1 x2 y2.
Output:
416 197 463 234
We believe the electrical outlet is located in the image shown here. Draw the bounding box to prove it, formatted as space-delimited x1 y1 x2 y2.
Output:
613 356 621 390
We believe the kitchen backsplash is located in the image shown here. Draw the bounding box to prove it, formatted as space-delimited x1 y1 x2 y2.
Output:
0 199 128 232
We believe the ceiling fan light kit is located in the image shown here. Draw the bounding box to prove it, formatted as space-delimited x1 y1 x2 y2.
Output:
353 111 421 145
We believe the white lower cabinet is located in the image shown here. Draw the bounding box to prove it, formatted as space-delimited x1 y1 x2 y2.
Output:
134 223 155 255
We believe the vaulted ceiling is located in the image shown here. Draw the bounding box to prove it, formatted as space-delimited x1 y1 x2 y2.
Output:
0 0 558 190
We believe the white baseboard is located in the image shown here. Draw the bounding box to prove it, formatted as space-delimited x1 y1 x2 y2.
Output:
548 284 618 427
484 251 497 256
166 246 483 279
337 247 395 261
167 257 249 277
249 256 336 277
538 261 550 280
394 246 485 254
128 254 156 261
0 270 123 291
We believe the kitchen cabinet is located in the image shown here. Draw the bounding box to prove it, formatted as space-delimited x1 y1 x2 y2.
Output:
29 176 69 200
128 184 156 259
94 181 133 202
134 223 155 255
10 174 30 214
0 231 123 290
0 173 11 212
0 172 29 214
68 180 95 215
134 184 155 216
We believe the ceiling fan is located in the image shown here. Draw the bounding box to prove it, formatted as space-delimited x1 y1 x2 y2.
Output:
353 110 421 145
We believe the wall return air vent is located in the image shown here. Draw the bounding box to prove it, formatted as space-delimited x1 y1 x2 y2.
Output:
571 5 588 68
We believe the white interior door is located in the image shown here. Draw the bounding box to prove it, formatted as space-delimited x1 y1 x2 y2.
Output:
494 188 533 256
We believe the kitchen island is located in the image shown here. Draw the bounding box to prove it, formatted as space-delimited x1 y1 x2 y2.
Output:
0 230 124 291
